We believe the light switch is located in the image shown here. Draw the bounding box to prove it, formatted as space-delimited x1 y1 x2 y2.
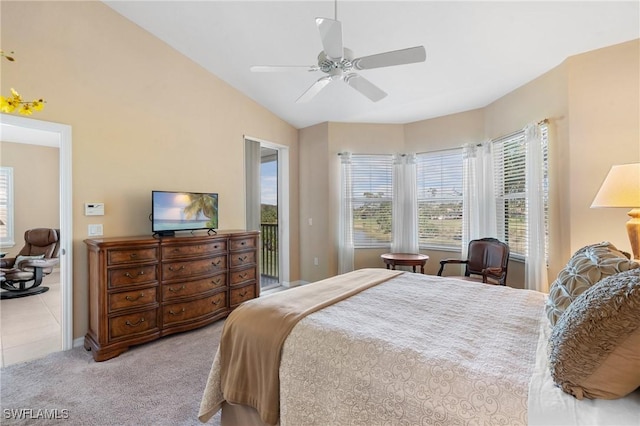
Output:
88 224 103 236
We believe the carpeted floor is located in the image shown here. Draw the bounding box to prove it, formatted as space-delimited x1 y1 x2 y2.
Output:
0 320 224 425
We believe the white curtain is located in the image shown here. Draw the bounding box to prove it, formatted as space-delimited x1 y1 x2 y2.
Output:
338 153 354 273
244 139 261 232
462 143 497 258
525 123 549 292
391 154 419 254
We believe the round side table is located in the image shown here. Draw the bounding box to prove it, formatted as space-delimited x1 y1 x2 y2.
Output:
381 253 429 274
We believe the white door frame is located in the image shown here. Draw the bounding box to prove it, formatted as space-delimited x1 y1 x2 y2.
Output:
244 136 290 286
0 113 73 350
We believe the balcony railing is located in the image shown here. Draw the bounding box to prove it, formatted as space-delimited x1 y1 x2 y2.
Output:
260 223 278 282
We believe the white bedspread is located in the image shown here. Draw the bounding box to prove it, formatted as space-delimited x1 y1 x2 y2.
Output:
278 272 544 425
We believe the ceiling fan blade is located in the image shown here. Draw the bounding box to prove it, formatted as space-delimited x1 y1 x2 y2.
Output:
251 65 319 72
316 18 343 60
296 76 333 103
353 46 426 70
343 73 387 102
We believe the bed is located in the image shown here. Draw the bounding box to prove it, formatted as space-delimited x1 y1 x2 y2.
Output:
198 267 640 426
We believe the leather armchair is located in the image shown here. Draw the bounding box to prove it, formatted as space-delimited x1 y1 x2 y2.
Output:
0 228 60 299
437 237 510 285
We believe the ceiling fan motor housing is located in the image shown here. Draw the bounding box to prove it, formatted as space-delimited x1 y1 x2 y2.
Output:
318 48 354 75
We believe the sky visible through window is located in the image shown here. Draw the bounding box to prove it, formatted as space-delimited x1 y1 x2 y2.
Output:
261 160 277 206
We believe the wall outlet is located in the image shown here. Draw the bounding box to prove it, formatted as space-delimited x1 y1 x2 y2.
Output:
314 257 319 266
88 224 103 236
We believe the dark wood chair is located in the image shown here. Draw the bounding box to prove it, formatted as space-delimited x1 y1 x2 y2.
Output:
437 237 510 285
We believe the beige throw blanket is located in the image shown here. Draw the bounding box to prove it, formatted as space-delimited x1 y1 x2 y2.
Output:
206 268 402 425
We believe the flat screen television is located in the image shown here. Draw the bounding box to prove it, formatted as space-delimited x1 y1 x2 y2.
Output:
151 190 218 236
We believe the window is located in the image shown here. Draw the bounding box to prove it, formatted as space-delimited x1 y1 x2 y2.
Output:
350 154 393 248
416 149 464 249
0 167 15 246
493 125 548 259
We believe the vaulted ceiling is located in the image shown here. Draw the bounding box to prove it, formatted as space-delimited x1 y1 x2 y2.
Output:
104 1 639 129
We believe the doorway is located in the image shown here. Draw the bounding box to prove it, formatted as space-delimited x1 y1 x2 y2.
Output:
244 137 290 290
0 114 73 365
260 147 279 289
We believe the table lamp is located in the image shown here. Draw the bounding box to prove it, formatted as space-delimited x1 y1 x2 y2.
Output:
591 163 640 260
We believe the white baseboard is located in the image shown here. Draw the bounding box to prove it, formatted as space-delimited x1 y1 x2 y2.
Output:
73 336 84 348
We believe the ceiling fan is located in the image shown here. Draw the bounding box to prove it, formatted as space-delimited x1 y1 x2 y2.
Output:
250 9 426 103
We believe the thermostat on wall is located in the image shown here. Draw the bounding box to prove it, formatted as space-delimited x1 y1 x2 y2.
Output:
85 202 105 216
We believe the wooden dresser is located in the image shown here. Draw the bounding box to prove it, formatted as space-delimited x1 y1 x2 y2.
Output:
83 230 259 361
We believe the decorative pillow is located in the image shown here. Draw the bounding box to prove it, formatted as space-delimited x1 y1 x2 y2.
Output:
545 242 639 325
548 268 640 399
14 254 45 268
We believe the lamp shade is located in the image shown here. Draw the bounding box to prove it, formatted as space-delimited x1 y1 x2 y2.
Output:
591 163 640 208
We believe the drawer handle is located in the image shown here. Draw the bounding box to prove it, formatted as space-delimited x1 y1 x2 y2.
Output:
169 308 186 316
168 285 186 293
239 290 248 297
241 241 246 246
129 253 138 259
239 273 248 279
211 278 222 285
125 318 145 327
212 260 221 267
168 265 186 272
213 245 219 249
125 292 144 302
238 255 248 262
212 299 221 306
124 270 145 278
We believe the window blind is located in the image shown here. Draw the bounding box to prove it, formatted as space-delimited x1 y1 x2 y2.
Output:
416 149 464 249
350 154 393 248
0 167 14 244
492 124 548 258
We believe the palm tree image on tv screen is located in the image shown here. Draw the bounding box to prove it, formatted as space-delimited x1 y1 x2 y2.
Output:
153 191 218 233
183 193 218 229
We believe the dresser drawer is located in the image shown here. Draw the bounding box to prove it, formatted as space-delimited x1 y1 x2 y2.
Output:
109 288 157 312
162 240 227 260
162 255 227 280
229 266 256 285
229 250 256 268
163 292 227 326
109 309 158 340
108 247 158 266
162 273 226 301
230 283 256 307
108 265 158 289
229 236 257 251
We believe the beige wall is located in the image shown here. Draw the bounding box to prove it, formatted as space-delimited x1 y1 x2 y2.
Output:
566 40 640 257
298 39 639 290
1 1 299 340
0 142 60 257
298 123 329 282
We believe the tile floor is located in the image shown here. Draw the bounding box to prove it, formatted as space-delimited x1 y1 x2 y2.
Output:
0 271 62 367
